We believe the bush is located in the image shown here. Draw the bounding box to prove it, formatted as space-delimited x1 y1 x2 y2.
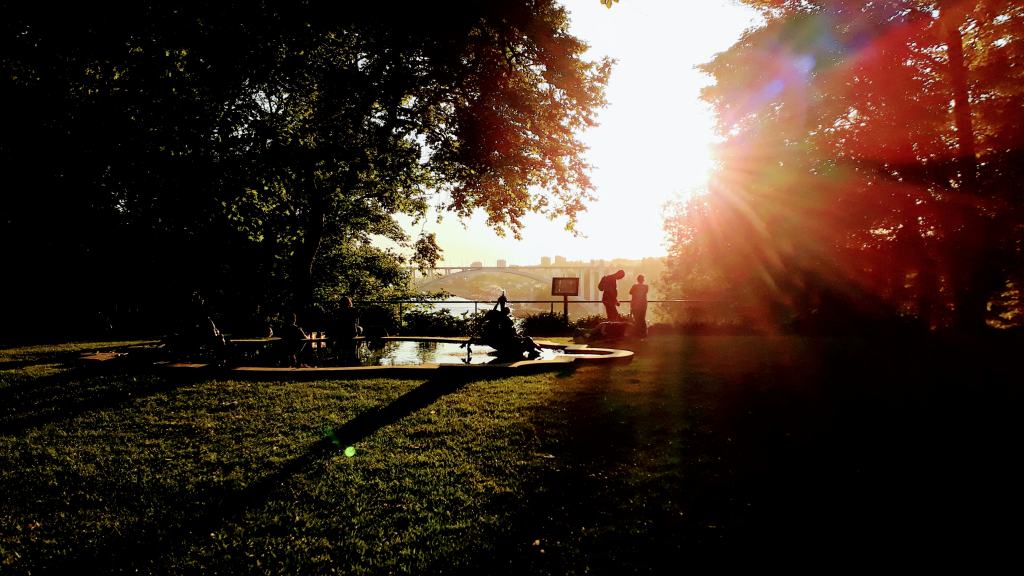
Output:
463 310 491 338
359 304 401 336
573 314 606 330
400 308 471 336
521 312 572 336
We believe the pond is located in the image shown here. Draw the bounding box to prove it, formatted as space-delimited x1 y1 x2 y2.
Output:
358 340 560 365
141 336 633 375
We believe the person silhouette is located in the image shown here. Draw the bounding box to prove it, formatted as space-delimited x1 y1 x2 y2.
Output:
598 269 626 321
282 312 308 367
629 274 649 337
329 297 363 363
168 291 226 364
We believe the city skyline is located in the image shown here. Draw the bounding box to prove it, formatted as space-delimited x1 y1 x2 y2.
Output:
419 254 666 269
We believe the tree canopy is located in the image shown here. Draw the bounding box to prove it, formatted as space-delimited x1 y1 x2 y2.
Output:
664 0 1024 332
2 1 609 338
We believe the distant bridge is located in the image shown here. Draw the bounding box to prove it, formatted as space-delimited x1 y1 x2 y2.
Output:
410 265 611 300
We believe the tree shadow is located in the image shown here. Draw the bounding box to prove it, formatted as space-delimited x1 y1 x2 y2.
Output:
467 334 1018 572
41 372 496 573
0 357 71 371
0 349 82 371
467 367 720 574
0 342 148 371
0 360 195 435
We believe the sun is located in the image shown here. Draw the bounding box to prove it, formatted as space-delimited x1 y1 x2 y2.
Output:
403 0 756 266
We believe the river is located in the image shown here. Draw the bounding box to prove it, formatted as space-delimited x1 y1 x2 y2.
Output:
430 296 484 316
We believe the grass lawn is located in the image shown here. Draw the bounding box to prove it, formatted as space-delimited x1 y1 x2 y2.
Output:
1 334 1016 573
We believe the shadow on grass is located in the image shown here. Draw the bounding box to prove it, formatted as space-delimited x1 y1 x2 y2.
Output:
40 371 501 573
0 357 74 371
0 342 147 371
0 346 92 372
472 333 1018 572
0 359 196 435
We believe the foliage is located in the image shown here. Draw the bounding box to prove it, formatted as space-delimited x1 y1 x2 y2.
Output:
521 311 572 336
664 0 1024 332
1 1 610 339
661 194 736 301
572 314 606 330
399 308 472 336
462 310 494 340
358 304 402 336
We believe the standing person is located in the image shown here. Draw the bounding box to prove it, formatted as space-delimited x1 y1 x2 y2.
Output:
598 269 626 321
629 274 650 337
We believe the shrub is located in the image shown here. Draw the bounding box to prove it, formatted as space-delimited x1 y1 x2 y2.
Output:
400 308 470 336
359 304 401 335
521 312 572 336
463 310 491 338
573 314 606 330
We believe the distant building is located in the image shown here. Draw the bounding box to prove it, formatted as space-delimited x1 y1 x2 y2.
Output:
554 255 567 265
497 259 507 268
541 256 551 266
470 261 483 268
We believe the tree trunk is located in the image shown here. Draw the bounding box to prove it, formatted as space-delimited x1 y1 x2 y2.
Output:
292 182 326 318
944 11 991 333
945 16 978 192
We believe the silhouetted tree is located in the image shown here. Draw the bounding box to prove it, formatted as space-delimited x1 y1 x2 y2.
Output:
1 1 609 339
663 0 1024 332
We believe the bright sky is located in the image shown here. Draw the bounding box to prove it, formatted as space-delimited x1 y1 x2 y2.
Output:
402 0 759 267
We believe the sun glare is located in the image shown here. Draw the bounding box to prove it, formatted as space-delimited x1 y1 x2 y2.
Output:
409 0 757 267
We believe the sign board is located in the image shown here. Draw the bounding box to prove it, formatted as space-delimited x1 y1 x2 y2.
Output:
551 277 580 296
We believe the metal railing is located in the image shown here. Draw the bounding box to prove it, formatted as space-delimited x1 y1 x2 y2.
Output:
357 299 724 324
